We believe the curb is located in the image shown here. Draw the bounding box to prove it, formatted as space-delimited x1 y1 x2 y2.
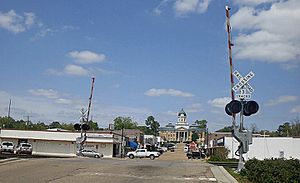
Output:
211 166 238 183
0 158 21 164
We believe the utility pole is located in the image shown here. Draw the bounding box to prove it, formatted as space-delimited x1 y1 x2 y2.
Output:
24 115 32 126
7 99 12 118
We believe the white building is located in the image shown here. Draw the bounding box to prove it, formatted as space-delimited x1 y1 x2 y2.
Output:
221 136 300 160
0 129 122 158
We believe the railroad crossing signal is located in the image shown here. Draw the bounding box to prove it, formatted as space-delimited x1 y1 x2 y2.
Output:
233 70 254 100
232 70 254 93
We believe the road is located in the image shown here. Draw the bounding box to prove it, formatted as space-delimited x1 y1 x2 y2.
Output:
0 144 218 183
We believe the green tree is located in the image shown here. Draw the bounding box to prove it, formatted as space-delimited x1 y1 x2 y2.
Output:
113 116 138 130
216 126 232 132
49 121 61 129
87 120 99 131
145 116 160 136
191 132 199 142
195 120 207 129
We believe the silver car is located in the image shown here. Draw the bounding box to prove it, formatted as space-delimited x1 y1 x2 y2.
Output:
16 143 33 155
77 149 103 158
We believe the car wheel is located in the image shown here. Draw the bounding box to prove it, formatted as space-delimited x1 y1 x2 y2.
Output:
150 155 155 160
129 154 134 159
95 155 100 158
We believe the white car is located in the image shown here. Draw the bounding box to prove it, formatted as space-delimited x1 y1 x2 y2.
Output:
77 149 103 158
184 146 189 153
0 141 15 154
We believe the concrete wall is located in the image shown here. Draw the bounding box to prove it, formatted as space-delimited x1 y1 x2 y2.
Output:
224 137 300 160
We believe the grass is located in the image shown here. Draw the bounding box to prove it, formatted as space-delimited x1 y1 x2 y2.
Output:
224 167 253 183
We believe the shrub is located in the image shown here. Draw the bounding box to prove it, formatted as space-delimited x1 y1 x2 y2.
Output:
209 147 230 161
240 158 300 183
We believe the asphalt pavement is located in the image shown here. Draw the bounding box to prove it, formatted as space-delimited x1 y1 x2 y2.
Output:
0 143 237 183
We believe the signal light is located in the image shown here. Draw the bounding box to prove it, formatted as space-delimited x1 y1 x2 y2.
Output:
82 123 90 131
74 123 90 131
243 100 259 116
225 100 242 115
74 123 81 130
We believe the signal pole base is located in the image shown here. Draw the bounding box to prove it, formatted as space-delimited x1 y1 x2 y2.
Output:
237 148 245 172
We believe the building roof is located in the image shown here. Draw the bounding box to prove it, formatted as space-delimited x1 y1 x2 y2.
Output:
178 108 187 117
0 129 119 143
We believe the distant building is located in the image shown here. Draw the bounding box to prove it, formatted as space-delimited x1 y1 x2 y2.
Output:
158 109 206 144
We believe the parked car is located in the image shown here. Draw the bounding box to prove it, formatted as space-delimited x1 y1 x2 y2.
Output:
16 143 33 155
186 151 206 159
126 149 160 160
184 146 189 153
77 149 103 158
163 143 176 151
0 141 15 154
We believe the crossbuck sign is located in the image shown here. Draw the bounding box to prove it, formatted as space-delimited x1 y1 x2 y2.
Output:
232 70 255 100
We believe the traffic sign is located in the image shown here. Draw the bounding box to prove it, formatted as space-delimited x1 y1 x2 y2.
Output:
236 89 251 99
236 94 251 100
232 71 254 92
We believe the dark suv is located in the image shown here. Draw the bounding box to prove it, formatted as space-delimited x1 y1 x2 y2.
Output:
187 151 206 159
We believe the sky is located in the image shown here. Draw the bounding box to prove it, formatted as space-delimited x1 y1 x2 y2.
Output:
0 0 299 132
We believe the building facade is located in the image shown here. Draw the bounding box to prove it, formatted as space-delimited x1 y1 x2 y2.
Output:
158 109 206 144
0 129 122 158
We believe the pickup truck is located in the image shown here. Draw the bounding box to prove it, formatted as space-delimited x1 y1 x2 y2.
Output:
126 149 160 160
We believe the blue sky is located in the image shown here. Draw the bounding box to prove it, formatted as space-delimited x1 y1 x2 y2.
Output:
0 0 299 132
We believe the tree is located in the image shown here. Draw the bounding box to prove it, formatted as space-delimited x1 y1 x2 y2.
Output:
88 120 99 131
216 126 232 132
195 120 207 129
191 132 199 142
277 122 291 137
145 116 160 136
49 121 61 129
113 116 138 130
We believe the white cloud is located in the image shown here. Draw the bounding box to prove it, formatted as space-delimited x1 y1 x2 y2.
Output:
0 10 36 33
174 0 211 16
231 0 300 63
233 0 280 6
63 64 89 76
208 97 231 108
28 89 59 99
145 88 194 97
265 95 298 106
186 103 203 113
290 105 300 113
55 98 72 105
68 50 106 64
161 110 178 116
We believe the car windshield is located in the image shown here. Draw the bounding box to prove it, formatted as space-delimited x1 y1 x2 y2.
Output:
2 142 13 146
21 144 31 147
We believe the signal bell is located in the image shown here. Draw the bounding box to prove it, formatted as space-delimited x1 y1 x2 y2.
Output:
74 123 90 131
243 100 259 116
225 100 242 115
